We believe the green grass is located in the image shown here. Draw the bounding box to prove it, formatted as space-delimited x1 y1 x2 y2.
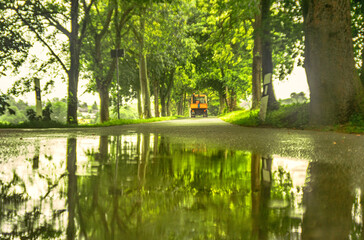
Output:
330 114 364 134
0 116 182 129
220 109 260 127
220 103 310 129
220 103 364 134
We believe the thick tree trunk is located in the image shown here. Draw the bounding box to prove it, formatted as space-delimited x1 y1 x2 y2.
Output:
67 0 80 124
261 0 278 111
99 87 109 123
304 0 364 125
252 10 262 110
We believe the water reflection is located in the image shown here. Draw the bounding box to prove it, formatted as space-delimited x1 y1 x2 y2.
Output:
0 134 362 239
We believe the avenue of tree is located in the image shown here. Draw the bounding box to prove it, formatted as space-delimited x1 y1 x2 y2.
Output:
1 0 364 125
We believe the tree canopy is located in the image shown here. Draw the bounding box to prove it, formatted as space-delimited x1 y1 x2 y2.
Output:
1 0 363 125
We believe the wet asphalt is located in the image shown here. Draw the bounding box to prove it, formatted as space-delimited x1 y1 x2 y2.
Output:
1 117 363 165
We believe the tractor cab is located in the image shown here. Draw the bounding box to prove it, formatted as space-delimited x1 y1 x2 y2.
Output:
190 93 208 118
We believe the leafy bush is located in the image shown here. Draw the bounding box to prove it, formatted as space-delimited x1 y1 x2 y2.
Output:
26 103 53 122
26 108 41 121
265 103 309 129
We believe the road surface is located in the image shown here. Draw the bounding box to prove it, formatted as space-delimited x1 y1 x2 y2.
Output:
1 117 363 164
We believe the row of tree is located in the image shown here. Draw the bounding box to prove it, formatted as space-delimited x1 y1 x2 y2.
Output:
1 0 364 125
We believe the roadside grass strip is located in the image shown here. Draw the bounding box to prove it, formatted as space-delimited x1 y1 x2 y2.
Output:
0 116 182 129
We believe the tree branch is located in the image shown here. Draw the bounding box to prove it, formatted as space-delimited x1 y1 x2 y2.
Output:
35 0 71 37
14 8 69 75
80 0 97 42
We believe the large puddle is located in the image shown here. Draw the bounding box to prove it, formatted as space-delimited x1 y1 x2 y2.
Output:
0 133 363 239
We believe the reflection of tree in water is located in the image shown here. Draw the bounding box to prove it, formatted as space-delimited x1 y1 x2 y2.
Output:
78 134 256 239
303 162 353 240
7 134 360 239
251 154 303 240
0 158 65 239
269 164 302 239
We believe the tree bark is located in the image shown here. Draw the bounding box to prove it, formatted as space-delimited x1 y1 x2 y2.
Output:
229 88 237 111
67 0 80 124
261 0 278 111
252 10 262 110
99 86 110 123
304 0 364 125
138 16 151 119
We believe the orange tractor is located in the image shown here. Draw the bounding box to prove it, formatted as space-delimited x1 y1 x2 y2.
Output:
190 93 208 118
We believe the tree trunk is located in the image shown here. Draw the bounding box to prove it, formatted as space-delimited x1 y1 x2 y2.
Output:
99 87 109 123
153 80 160 117
94 3 118 123
261 0 278 111
160 94 166 117
166 87 172 117
252 9 262 110
182 91 186 116
177 91 185 116
229 88 237 111
160 69 174 117
166 97 171 116
137 89 142 119
219 90 226 114
225 86 230 111
304 0 364 125
67 0 80 124
138 16 151 119
139 53 151 118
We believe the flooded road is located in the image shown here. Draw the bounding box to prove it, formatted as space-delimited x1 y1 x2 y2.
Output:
1 118 364 239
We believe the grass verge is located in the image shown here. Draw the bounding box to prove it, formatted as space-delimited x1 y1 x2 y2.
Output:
220 103 310 129
220 103 364 134
0 116 182 129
